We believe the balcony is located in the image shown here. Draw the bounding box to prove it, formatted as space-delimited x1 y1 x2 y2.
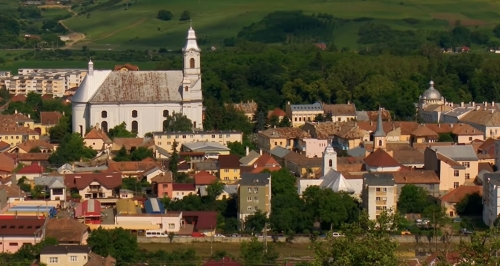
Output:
87 187 103 193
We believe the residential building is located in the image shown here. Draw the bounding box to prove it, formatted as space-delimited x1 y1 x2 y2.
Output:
0 218 46 253
440 185 482 217
218 155 241 184
153 130 242 153
0 113 35 129
181 142 231 155
150 172 173 198
115 212 182 233
283 151 322 178
257 127 311 153
364 149 402 172
0 71 11 87
268 108 286 122
193 171 217 188
483 172 500 226
227 101 257 121
423 123 484 143
495 139 500 168
0 124 39 146
240 153 281 174
356 109 391 122
295 138 328 158
362 173 397 220
172 183 196 200
142 166 164 183
286 102 323 127
72 27 204 137
391 171 440 197
13 139 55 153
410 125 438 144
239 149 261 166
45 218 89 245
40 245 116 266
332 124 368 151
0 185 26 208
64 173 121 199
238 173 271 222
0 153 16 176
106 158 159 178
460 108 500 138
323 103 356 122
34 111 63 135
84 126 112 151
424 145 479 192
111 137 154 153
34 175 65 201
182 211 218 236
15 162 44 182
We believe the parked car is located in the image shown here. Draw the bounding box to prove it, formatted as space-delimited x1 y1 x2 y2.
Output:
191 232 206 237
332 232 344 237
214 234 226 237
460 228 473 235
453 217 462 223
231 233 241 237
401 230 412 235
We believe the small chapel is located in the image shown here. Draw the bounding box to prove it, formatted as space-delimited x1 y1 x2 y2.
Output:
72 27 204 137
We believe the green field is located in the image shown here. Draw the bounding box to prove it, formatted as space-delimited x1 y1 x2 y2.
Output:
52 0 500 50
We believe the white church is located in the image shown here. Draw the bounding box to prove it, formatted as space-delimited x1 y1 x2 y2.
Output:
72 27 204 137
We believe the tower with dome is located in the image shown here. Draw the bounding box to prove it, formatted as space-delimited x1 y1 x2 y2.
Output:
72 27 203 137
417 80 449 122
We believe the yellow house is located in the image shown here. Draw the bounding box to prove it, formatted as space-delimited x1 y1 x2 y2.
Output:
218 154 241 184
410 125 439 144
33 111 63 135
40 245 116 266
257 127 311 153
333 124 368 150
84 126 112 151
0 113 34 129
283 152 322 178
153 130 243 154
286 102 324 127
0 125 39 146
424 146 479 192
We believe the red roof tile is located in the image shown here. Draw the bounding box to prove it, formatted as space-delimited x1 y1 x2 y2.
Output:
182 211 217 230
65 173 122 190
193 171 216 186
40 111 62 126
364 149 401 168
0 218 46 235
10 95 27 103
268 108 286 118
203 257 242 266
441 185 482 203
218 155 240 169
172 183 196 191
17 162 44 174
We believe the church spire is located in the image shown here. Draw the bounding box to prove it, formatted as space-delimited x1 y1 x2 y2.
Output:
373 107 386 137
88 58 94 76
183 25 200 52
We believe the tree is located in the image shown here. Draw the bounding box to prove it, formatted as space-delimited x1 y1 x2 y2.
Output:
269 115 280 128
13 237 58 264
240 237 278 266
29 147 41 153
163 112 193 131
108 122 136 139
157 9 173 21
397 184 429 214
48 115 71 143
180 10 191 21
313 211 399 266
494 24 500 39
206 180 224 201
438 133 454 142
227 138 257 157
130 147 154 161
87 227 140 264
455 192 483 216
113 145 129 162
48 133 97 165
244 210 267 233
422 204 447 241
252 103 267 133
278 116 292 127
168 140 179 180
451 226 500 265
17 176 31 192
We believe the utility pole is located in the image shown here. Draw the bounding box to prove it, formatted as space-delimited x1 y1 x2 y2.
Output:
264 223 268 254
210 226 213 256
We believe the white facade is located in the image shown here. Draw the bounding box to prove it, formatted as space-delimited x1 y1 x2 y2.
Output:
483 173 500 227
115 213 182 232
72 27 203 137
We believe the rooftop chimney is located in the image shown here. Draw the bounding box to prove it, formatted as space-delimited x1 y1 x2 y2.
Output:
259 149 262 155
245 146 249 156
460 102 464 107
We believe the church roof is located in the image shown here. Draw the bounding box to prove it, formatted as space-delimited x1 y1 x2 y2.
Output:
89 71 184 103
72 70 112 103
321 170 355 193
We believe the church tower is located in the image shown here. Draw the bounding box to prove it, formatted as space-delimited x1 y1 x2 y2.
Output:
373 107 386 151
323 144 337 176
88 59 94 76
182 26 201 78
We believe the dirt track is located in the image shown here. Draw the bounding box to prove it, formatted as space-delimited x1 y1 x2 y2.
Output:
58 8 86 49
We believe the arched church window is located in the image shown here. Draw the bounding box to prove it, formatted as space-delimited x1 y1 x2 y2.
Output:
163 110 169 117
378 140 382 147
101 121 108 132
185 86 189 92
101 111 107 118
131 121 138 133
163 120 168 130
329 159 332 167
132 110 138 118
190 58 195 68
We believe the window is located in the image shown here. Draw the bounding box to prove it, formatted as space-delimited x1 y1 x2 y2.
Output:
454 182 459 188
329 159 332 167
101 121 108 132
248 188 252 192
247 197 252 202
219 134 223 138
169 223 175 229
131 120 138 133
378 140 382 147
212 135 216 138
190 58 195 68
454 170 459 177
462 162 470 168
254 187 259 193
185 86 188 92
376 197 381 201
49 257 58 263
233 169 237 173
70 256 77 262
163 110 169 117
9 243 18 246
101 111 107 118
132 110 138 118
182 135 186 139
194 121 196 128
224 169 229 173
247 206 253 211
465 173 470 179
469 137 473 141
163 184 168 188
254 197 258 202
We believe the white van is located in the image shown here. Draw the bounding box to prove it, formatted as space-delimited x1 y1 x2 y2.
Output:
145 230 168 238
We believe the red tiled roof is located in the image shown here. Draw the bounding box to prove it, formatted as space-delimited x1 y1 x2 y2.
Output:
203 257 242 266
172 183 196 191
10 95 27 103
182 211 217 230
0 218 46 235
40 111 62 126
364 149 401 168
0 141 10 151
65 172 122 190
17 162 44 174
218 155 240 169
0 153 16 172
114 63 139 71
193 171 216 186
8 153 50 162
441 185 482 203
478 137 496 155
85 128 111 142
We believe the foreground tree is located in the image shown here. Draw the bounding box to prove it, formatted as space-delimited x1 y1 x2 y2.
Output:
87 227 140 265
168 140 179 180
163 112 193 131
48 133 97 165
455 192 483 216
48 115 71 143
240 237 278 266
107 122 136 139
313 211 400 266
397 184 429 214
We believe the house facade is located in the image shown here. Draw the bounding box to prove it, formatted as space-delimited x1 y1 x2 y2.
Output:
218 155 241 184
286 102 324 127
65 173 121 199
362 173 397 220
0 219 46 253
483 173 500 227
153 130 243 154
238 173 271 222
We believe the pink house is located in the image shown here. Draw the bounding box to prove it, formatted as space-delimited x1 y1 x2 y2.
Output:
0 218 46 253
299 138 328 158
151 172 173 198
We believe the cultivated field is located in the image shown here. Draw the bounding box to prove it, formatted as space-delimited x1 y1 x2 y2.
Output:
55 0 500 50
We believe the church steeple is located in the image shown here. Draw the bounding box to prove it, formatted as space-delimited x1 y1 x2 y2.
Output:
323 143 337 176
182 25 201 78
373 107 386 150
182 23 200 52
88 59 94 76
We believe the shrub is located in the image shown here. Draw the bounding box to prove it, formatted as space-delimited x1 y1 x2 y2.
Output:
157 9 173 21
180 10 191 21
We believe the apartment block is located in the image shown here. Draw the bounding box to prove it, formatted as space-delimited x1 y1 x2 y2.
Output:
238 173 272 222
483 172 500 227
362 173 398 220
153 130 243 153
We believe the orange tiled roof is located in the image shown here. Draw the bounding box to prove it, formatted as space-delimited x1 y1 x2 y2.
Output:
259 127 311 139
364 149 401 168
391 171 440 184
411 125 438 137
193 171 216 185
441 185 482 203
40 111 62 126
107 158 159 172
17 139 55 152
85 128 111 143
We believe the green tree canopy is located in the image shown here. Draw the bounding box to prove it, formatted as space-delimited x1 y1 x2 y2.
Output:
455 192 483 216
397 184 429 214
163 112 193 131
240 237 278 266
108 122 137 139
48 115 71 143
87 227 140 265
48 133 97 165
157 9 173 21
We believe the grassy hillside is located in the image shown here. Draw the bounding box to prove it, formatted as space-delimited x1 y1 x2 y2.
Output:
60 0 500 50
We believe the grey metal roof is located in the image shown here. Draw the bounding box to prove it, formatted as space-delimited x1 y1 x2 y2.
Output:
355 111 369 121
270 146 290 158
34 176 65 188
222 185 238 195
289 102 322 112
363 173 395 186
41 245 90 255
183 142 230 151
240 151 260 165
432 145 478 161
90 71 184 103
73 165 108 173
373 109 386 137
347 146 366 157
239 173 271 186
476 170 492 185
194 161 218 171
444 107 473 118
155 145 170 157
